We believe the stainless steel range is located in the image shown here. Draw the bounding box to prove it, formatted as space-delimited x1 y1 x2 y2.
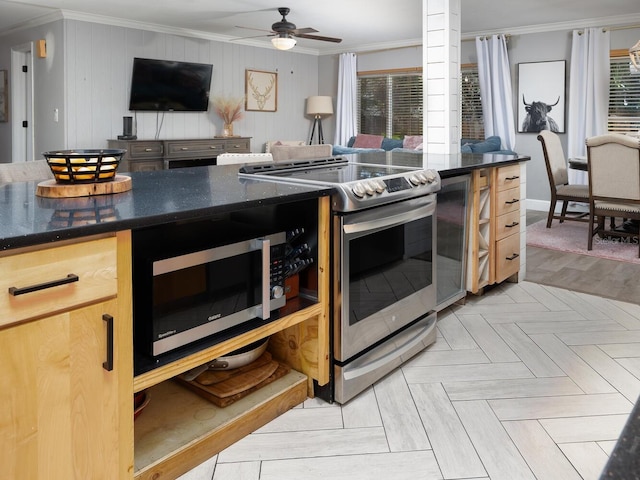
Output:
240 157 441 403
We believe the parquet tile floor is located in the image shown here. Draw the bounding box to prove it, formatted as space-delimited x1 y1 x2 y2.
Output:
177 212 640 480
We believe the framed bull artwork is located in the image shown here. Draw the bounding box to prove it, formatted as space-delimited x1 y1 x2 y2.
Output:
517 60 566 133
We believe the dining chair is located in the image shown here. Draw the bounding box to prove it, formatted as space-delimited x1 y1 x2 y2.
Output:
537 130 590 228
586 133 640 256
216 153 273 165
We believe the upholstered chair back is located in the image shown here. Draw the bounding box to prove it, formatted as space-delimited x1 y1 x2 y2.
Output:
0 159 53 183
586 134 640 200
537 130 568 187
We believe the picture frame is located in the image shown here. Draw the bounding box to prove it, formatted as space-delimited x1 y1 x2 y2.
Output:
0 70 8 123
517 60 566 133
245 69 277 112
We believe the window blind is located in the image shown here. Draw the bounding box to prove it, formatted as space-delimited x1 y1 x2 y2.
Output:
460 65 485 140
609 56 640 133
357 73 423 138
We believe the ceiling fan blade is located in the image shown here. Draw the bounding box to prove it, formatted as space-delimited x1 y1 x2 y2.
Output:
295 33 342 43
235 25 274 34
230 33 275 41
290 27 318 35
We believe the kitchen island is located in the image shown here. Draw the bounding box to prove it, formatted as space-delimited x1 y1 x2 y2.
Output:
0 151 529 480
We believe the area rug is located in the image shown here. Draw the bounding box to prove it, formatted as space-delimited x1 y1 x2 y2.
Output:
526 220 640 264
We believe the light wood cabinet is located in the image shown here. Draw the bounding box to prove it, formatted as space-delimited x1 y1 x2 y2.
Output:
0 232 133 480
467 163 522 294
1 196 329 480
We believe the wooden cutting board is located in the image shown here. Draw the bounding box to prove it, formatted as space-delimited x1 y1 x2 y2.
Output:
175 358 291 408
195 351 273 386
36 175 132 198
205 361 279 398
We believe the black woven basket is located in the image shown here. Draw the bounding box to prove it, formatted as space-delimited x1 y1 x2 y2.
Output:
42 149 126 184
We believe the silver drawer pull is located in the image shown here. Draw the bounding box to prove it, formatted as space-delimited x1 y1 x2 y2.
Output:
506 253 520 261
180 147 189 151
209 146 217 149
505 199 519 205
9 273 79 296
144 148 152 152
505 221 519 228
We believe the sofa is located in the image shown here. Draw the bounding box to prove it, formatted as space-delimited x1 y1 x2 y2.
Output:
332 134 516 155
270 144 333 162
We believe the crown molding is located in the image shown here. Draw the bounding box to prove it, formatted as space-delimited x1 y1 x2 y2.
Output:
461 13 640 40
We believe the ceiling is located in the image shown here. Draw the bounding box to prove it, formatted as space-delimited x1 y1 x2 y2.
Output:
1 0 640 54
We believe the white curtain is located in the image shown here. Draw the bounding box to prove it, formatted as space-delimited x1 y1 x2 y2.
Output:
333 53 357 146
567 27 610 185
476 35 516 151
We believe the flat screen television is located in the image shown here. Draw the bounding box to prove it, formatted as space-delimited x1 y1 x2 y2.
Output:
128 58 213 112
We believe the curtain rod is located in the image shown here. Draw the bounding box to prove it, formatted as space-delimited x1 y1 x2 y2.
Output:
461 34 510 43
578 24 640 34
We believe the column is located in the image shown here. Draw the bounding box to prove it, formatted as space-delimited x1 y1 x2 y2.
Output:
423 0 461 154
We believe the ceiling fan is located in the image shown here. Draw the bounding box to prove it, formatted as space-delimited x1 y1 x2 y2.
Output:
235 7 342 50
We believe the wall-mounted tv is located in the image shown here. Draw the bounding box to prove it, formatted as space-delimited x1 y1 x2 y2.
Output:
128 57 213 112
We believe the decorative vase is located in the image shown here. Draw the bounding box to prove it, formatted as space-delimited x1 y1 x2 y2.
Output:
223 123 234 137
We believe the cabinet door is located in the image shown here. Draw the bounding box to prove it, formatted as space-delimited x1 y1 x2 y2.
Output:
0 299 128 480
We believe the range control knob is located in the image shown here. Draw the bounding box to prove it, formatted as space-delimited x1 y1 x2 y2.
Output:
352 183 367 198
409 174 421 186
364 181 376 196
417 172 429 184
374 179 386 194
271 285 284 299
426 170 437 183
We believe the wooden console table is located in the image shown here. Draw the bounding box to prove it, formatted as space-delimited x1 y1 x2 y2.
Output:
108 137 251 172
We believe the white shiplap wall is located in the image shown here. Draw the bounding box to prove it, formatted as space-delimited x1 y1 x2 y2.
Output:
63 19 320 152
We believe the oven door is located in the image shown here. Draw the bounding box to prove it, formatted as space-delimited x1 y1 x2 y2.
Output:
334 194 437 362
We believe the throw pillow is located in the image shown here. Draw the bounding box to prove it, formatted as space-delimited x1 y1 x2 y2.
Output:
352 134 384 149
403 135 424 150
469 136 502 153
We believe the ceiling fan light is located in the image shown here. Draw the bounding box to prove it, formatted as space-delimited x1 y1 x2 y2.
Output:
272 35 296 51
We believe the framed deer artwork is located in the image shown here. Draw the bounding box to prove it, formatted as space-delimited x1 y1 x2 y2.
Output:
517 60 566 133
245 69 277 112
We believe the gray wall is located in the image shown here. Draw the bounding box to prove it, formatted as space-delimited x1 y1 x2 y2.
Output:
0 19 321 161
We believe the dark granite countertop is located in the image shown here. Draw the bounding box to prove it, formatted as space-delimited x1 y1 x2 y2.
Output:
0 151 529 252
340 150 530 178
0 164 332 251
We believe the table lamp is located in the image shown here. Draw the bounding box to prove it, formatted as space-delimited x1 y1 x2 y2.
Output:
630 40 640 71
306 96 333 144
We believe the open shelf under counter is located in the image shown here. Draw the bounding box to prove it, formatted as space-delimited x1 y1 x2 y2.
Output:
133 300 323 393
134 369 307 480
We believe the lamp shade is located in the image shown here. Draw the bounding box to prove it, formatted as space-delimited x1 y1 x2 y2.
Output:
271 35 296 51
306 96 333 116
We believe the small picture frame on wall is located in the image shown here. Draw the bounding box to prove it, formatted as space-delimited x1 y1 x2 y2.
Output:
517 60 566 133
0 70 8 123
245 69 277 112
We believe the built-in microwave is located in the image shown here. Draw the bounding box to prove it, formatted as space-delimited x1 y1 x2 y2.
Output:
132 220 286 357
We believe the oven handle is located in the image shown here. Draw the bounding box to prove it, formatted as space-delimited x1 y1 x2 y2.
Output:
343 314 436 381
342 197 436 237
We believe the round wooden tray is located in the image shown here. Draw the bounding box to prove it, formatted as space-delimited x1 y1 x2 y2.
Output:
36 175 132 198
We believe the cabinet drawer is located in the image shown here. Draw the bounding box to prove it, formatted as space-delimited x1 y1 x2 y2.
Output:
495 164 521 191
495 210 521 241
495 232 520 283
224 139 251 153
129 141 164 158
165 140 223 158
495 186 521 216
0 237 117 328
